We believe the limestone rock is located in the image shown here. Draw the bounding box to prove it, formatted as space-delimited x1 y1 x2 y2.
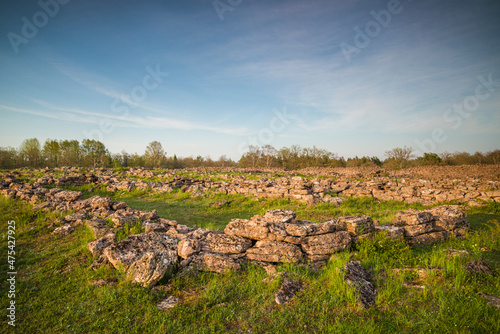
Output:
343 261 376 308
103 232 178 287
275 278 304 305
464 260 496 276
224 218 269 240
392 211 434 226
157 296 180 310
246 240 303 263
188 253 241 273
339 216 375 236
86 219 114 239
201 233 252 254
88 233 116 256
264 209 296 223
408 231 448 247
52 224 75 236
301 231 351 256
54 190 83 202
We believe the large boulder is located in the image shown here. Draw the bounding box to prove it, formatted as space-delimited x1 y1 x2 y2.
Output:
88 233 116 256
103 232 178 287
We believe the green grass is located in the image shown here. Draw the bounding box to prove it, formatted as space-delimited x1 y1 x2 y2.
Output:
1 190 500 333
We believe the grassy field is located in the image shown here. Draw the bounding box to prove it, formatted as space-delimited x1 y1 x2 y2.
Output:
1 187 499 333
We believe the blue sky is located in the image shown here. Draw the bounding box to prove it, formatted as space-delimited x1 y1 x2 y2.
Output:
1 0 499 160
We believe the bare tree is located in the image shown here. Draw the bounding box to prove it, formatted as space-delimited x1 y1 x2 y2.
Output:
385 146 414 169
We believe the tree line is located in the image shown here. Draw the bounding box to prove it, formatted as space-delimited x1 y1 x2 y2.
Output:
0 138 499 170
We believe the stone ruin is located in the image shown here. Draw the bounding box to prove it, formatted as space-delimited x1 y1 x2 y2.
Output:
0 174 471 290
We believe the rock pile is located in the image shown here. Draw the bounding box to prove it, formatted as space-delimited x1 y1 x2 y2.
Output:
391 205 470 246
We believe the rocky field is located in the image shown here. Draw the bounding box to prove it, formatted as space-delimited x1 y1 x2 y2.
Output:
0 165 499 333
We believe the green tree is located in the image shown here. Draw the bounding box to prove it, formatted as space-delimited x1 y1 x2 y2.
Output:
0 147 19 169
144 141 166 168
19 138 41 167
81 139 109 167
42 139 61 167
59 140 82 166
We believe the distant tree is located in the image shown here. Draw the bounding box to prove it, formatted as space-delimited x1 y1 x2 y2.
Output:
261 145 277 168
144 141 166 168
59 140 82 166
485 150 500 165
42 139 60 168
384 146 414 169
0 147 19 169
19 138 41 167
128 153 145 167
81 139 109 168
417 152 442 166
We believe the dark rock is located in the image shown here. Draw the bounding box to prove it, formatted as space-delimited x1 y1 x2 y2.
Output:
275 278 304 305
343 261 376 308
464 260 496 276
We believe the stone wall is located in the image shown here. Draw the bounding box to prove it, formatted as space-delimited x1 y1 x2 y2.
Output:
0 174 470 287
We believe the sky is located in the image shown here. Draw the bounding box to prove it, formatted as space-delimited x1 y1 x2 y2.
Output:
0 0 499 160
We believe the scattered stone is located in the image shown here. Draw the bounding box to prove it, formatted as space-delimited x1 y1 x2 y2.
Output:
88 233 116 256
188 253 241 273
246 241 303 264
52 224 75 236
443 248 470 259
157 296 180 310
208 200 232 208
464 260 496 276
91 278 118 287
275 278 304 305
480 293 500 309
343 261 376 308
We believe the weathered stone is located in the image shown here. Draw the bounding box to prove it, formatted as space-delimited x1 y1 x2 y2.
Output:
264 209 297 223
408 231 448 247
52 224 75 236
86 219 114 239
144 222 169 234
103 232 178 287
201 233 252 254
90 196 113 209
343 261 376 308
64 212 86 222
177 238 201 259
464 260 496 276
374 225 404 239
301 231 351 256
275 278 304 305
401 223 435 237
157 296 180 310
188 253 241 273
392 211 434 226
88 233 116 256
339 216 375 236
246 241 303 263
224 218 269 240
54 190 83 202
480 293 500 309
